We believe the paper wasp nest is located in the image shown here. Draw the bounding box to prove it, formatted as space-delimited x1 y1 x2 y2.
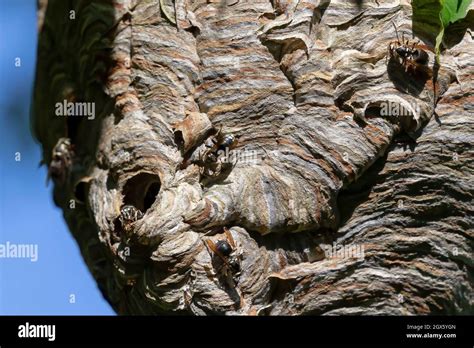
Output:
34 0 473 315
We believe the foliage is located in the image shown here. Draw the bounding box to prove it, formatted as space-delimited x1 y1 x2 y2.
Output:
412 0 472 62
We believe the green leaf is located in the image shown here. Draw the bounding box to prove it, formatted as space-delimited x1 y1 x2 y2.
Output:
440 0 471 26
412 0 472 62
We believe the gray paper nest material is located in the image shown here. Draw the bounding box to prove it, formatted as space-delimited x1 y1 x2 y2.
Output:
33 0 473 315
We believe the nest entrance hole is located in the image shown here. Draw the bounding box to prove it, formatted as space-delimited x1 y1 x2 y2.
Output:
122 173 161 213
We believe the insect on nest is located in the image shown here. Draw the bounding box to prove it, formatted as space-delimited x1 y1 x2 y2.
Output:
387 21 432 77
47 137 74 185
204 227 243 290
119 205 144 236
196 126 238 179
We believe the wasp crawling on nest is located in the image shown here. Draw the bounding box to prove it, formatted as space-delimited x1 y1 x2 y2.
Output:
47 137 74 185
204 227 243 305
387 21 432 77
195 126 238 179
119 205 144 236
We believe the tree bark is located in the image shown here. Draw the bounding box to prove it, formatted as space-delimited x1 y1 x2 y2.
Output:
33 0 473 315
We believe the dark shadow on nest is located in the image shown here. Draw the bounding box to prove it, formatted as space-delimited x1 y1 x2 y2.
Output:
208 255 242 307
337 124 426 226
392 129 420 152
337 152 388 226
363 104 421 152
200 161 236 187
387 57 431 97
244 226 337 269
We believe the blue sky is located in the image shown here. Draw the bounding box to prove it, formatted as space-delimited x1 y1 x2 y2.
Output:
0 0 114 315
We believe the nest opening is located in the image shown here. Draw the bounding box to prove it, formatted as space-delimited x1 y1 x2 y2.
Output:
74 181 88 203
122 173 161 213
364 105 382 119
173 130 185 149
